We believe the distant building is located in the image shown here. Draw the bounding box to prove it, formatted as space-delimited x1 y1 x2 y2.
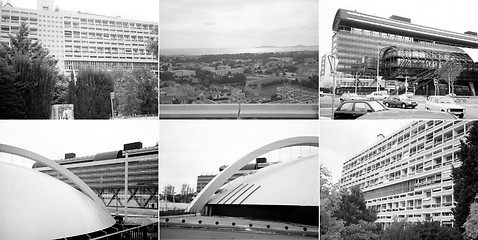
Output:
33 142 158 209
171 69 196 77
0 0 158 75
331 8 478 95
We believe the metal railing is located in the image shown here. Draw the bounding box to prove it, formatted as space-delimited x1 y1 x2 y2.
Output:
90 222 158 240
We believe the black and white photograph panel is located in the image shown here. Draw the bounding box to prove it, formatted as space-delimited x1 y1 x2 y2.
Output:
319 0 478 120
320 120 478 238
0 120 159 239
160 0 319 119
0 0 159 119
160 120 318 239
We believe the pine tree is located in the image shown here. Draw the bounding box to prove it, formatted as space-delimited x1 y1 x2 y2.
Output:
334 185 377 226
452 121 478 231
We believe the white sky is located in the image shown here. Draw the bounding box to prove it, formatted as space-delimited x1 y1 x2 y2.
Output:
6 0 159 22
160 120 319 193
0 120 159 167
319 0 478 57
160 0 318 49
319 120 413 183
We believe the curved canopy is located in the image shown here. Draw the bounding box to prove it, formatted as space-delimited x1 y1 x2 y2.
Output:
0 162 115 239
207 154 318 206
186 136 319 213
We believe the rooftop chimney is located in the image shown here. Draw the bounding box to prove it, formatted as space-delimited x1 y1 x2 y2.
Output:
465 31 477 36
390 15 411 23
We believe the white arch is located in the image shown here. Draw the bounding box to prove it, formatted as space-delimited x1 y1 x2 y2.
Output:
186 136 319 213
0 143 108 212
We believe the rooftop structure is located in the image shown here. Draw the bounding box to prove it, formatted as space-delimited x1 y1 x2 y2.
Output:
0 0 158 75
340 120 474 227
33 143 159 210
330 9 478 95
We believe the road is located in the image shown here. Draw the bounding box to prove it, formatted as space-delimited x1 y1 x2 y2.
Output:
320 94 478 119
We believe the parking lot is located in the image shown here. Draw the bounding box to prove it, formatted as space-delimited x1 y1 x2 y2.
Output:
320 94 478 119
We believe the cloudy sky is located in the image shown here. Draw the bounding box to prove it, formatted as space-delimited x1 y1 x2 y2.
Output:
160 120 319 192
0 121 158 167
160 0 318 49
7 0 159 22
320 120 412 183
319 0 478 56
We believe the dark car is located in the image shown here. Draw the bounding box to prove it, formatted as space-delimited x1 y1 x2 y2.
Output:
333 100 389 120
383 96 417 109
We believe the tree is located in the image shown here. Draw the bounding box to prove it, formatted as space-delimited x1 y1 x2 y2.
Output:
0 22 58 119
146 27 158 59
453 121 478 231
436 61 462 95
342 220 381 240
320 165 345 239
381 220 419 240
464 200 478 240
72 68 114 119
52 74 70 105
134 69 158 115
334 185 377 226
113 69 158 116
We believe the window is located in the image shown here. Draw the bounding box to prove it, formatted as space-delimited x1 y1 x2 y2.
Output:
354 102 371 112
339 103 353 111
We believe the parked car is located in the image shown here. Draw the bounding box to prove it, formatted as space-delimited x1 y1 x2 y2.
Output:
383 96 418 109
425 95 465 118
339 92 366 102
319 91 325 97
334 100 389 120
401 92 415 97
366 91 389 100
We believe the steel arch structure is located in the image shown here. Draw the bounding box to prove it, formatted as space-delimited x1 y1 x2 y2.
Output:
0 143 108 212
186 136 319 213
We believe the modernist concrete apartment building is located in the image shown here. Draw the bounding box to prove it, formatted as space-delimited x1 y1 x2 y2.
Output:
0 0 158 75
327 9 478 95
33 142 158 210
340 120 475 227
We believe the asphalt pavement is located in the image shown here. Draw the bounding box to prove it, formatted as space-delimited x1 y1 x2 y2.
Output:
320 94 478 119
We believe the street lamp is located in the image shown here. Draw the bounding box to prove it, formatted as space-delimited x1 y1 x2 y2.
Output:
110 92 114 119
327 55 339 118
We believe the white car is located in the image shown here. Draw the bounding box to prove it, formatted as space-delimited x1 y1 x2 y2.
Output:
425 95 465 118
366 91 389 100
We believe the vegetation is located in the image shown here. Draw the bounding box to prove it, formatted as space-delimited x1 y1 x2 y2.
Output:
453 121 478 231
69 68 114 119
320 165 464 240
436 61 462 95
0 22 58 118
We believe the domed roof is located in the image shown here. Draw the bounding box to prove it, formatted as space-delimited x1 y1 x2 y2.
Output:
0 162 115 239
206 154 318 206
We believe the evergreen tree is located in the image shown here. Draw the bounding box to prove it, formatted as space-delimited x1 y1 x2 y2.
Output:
464 199 478 240
72 68 114 119
0 22 58 118
452 121 478 231
334 185 377 226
